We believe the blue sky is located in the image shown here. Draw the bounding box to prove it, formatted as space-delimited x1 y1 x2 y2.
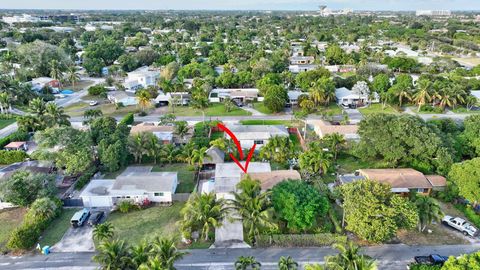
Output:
1 0 479 11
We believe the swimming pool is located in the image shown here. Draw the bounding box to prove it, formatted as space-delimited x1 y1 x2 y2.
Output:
61 90 74 95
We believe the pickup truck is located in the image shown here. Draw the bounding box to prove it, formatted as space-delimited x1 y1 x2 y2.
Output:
414 254 448 265
442 215 478 237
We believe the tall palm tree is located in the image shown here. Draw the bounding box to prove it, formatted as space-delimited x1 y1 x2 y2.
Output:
128 133 148 163
234 256 261 270
144 132 162 164
49 59 63 82
188 146 209 169
309 84 325 106
299 143 333 176
323 133 346 160
0 92 10 114
66 66 80 90
229 177 277 246
325 242 376 270
93 222 115 242
150 237 187 270
136 90 152 113
438 90 456 110
174 121 189 141
415 196 443 232
180 192 227 241
45 102 70 126
161 144 180 164
278 256 298 270
130 241 152 268
392 87 412 108
83 109 103 121
93 239 133 270
29 98 46 116
413 80 432 111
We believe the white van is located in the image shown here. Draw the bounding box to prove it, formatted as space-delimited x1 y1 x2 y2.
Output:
70 208 90 227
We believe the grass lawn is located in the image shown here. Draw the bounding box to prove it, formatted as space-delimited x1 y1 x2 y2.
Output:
289 133 302 152
0 208 26 250
39 208 78 247
451 107 480 114
173 104 251 117
252 102 277 114
240 119 302 128
316 103 343 116
62 80 95 92
336 152 391 174
358 104 398 116
64 102 90 114
0 119 16 130
453 57 480 67
152 163 196 193
100 104 140 117
107 203 184 244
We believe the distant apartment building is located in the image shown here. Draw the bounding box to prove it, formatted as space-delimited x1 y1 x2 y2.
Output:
416 10 452 17
2 14 47 24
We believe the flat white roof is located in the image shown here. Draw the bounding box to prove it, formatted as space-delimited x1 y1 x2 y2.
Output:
80 180 115 197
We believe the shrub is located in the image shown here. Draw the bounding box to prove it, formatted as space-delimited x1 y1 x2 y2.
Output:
88 85 107 96
454 204 480 228
119 113 134 125
255 233 347 248
0 150 28 164
118 200 138 213
408 264 441 270
420 105 444 114
74 168 97 190
7 223 41 250
0 131 29 149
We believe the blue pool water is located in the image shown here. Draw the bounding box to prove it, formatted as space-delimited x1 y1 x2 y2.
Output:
61 90 74 95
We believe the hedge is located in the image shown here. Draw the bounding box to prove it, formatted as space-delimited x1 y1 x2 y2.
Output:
454 204 480 228
0 131 29 149
75 167 97 190
88 85 107 96
256 233 347 248
0 150 28 164
119 112 134 125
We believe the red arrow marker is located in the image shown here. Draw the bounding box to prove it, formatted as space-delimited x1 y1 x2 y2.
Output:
217 123 257 173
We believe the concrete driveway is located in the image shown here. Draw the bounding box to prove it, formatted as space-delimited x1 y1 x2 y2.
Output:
51 225 95 252
343 108 363 124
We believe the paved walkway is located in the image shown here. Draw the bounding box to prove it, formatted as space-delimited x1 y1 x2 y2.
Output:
240 106 265 116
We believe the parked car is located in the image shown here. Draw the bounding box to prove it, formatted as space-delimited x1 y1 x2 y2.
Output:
442 215 478 237
87 211 104 226
414 254 448 265
89 100 98 106
70 208 90 227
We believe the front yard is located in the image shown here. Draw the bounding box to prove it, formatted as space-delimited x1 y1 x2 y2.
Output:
172 103 251 117
152 163 196 193
39 208 79 247
0 119 16 130
107 203 184 244
336 152 391 174
240 119 302 128
358 104 399 116
0 208 26 251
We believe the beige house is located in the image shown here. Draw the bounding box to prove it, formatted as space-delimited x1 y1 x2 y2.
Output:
244 170 301 191
307 120 359 140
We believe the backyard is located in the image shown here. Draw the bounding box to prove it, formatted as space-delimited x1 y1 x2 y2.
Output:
0 207 26 251
39 208 79 247
107 203 184 244
316 103 343 116
336 151 391 174
152 163 196 193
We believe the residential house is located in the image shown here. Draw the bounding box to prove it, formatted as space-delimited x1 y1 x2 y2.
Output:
289 64 320 74
244 170 301 191
307 120 359 141
290 56 315 65
224 124 289 149
155 92 190 106
123 66 160 92
346 168 447 195
203 146 225 167
107 91 138 106
80 166 178 207
287 90 307 106
30 77 60 92
4 141 28 151
471 90 480 104
335 87 379 107
130 123 174 144
208 88 261 103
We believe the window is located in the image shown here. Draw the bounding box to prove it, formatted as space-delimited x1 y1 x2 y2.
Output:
254 140 264 145
154 192 164 197
417 188 428 193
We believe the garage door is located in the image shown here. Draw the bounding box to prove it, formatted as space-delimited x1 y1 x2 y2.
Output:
83 196 112 207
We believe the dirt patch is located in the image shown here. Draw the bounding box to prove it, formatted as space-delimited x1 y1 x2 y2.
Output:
397 223 469 246
0 207 26 250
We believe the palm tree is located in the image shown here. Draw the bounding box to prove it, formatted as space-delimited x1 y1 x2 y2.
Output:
309 84 325 106
144 132 163 164
93 222 115 242
224 97 235 112
29 98 46 116
229 177 277 246
93 239 133 270
299 143 333 176
150 237 187 270
130 241 152 268
45 102 70 126
161 144 180 164
391 86 412 108
137 90 152 113
128 133 148 163
138 256 164 270
325 242 376 270
278 256 298 270
438 91 456 110
0 92 10 114
259 136 293 164
49 59 63 82
188 146 209 170
413 80 432 111
234 256 261 270
174 121 189 141
415 196 443 232
83 109 103 122
66 66 80 90
180 193 227 241
322 133 346 160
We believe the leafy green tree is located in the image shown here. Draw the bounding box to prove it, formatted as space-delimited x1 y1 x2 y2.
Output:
278 256 298 270
93 222 115 242
0 171 56 206
442 251 480 270
295 68 331 90
263 84 288 113
325 44 346 65
24 197 60 224
271 180 329 232
84 37 123 66
322 133 346 160
372 73 391 94
340 180 418 243
180 192 227 241
235 256 261 270
229 177 277 246
462 115 480 157
448 158 480 204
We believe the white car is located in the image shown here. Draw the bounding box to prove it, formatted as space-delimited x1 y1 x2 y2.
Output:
442 215 478 237
89 101 98 106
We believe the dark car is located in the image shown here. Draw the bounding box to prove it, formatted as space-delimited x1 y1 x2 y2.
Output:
87 211 105 226
414 254 449 265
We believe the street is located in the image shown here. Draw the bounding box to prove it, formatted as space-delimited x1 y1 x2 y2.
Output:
0 244 479 269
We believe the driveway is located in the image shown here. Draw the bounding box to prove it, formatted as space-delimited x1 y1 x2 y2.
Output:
51 225 94 252
344 108 363 124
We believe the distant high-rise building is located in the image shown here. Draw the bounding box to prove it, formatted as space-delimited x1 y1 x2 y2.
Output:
318 5 353 17
416 10 452 17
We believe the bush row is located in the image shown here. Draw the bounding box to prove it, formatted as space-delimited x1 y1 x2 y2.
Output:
454 204 480 228
74 167 97 190
0 150 28 164
256 233 347 248
0 131 29 149
119 112 134 125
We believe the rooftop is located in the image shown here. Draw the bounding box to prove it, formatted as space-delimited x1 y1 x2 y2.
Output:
224 124 289 140
359 168 439 189
244 170 301 190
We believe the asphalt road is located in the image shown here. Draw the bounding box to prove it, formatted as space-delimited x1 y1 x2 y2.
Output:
1 244 479 270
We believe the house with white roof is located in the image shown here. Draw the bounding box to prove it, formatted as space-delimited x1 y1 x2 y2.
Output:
289 64 320 73
107 91 138 106
80 166 178 207
224 124 289 149
471 90 480 103
287 90 308 106
290 56 314 65
335 87 379 107
208 88 262 103
123 66 160 92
